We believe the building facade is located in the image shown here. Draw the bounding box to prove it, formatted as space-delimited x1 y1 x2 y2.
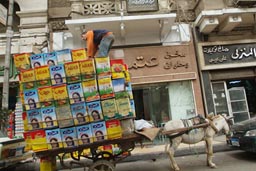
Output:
193 0 256 123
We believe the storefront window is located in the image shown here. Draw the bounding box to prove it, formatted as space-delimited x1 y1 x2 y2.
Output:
167 81 196 120
212 82 229 115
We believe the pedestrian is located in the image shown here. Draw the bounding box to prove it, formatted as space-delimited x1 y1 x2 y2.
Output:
81 29 115 58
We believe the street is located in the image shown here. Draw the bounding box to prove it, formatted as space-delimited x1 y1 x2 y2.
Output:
14 150 256 171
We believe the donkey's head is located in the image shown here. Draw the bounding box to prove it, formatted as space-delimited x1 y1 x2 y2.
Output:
207 114 231 135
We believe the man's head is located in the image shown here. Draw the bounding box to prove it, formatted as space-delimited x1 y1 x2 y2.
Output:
81 31 87 40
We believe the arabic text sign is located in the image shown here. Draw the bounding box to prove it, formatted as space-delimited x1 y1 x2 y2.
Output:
0 4 7 25
126 0 159 12
203 43 256 66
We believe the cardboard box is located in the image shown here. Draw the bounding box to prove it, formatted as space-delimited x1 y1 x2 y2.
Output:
87 101 103 122
44 52 58 66
41 106 58 128
27 109 42 130
60 127 78 147
30 53 45 68
35 66 51 87
13 53 31 70
23 131 32 151
110 59 125 79
52 84 68 106
29 129 48 152
70 102 89 125
45 128 63 149
112 78 125 92
124 64 131 83
82 79 100 102
95 57 111 77
76 124 93 145
79 59 96 81
38 86 54 107
72 48 87 61
23 89 40 110
98 77 114 99
116 98 132 117
67 83 84 104
50 64 66 85
64 61 81 83
101 98 118 120
55 105 74 128
91 121 107 142
130 99 136 117
125 82 134 99
22 112 29 131
56 49 72 63
106 120 122 139
20 69 36 90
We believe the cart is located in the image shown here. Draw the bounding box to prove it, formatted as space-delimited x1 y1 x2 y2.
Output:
35 133 142 171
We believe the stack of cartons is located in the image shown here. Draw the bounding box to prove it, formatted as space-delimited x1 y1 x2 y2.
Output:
14 48 135 154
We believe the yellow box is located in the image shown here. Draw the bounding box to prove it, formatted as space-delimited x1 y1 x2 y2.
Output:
40 156 56 171
64 61 81 83
52 84 68 100
72 48 87 61
20 69 36 89
35 66 51 86
13 53 31 70
30 130 48 152
38 86 54 107
106 120 122 139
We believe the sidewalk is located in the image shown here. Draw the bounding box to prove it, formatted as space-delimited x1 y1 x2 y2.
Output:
123 134 236 162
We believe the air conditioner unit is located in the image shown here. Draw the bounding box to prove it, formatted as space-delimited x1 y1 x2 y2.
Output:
234 0 256 7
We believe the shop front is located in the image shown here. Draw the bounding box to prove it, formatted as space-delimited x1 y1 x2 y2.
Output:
110 41 204 128
198 40 256 123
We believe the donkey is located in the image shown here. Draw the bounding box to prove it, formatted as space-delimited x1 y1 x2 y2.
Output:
163 114 231 171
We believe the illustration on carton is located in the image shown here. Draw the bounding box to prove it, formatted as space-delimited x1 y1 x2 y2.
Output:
79 59 95 80
50 64 66 85
110 59 125 79
29 129 48 152
67 83 84 104
71 48 87 61
106 120 122 139
46 128 63 149
95 57 111 76
76 124 93 145
24 89 40 110
101 98 118 120
35 66 51 87
44 52 57 66
82 79 100 102
70 102 89 125
98 77 114 99
27 109 42 130
91 121 107 142
87 101 103 122
30 53 45 68
38 86 54 107
41 106 58 128
64 61 81 83
116 98 132 117
52 84 68 106
13 53 30 70
55 105 74 128
56 49 72 63
60 127 78 147
20 69 36 90
112 78 125 93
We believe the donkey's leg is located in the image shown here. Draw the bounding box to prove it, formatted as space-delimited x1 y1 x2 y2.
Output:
205 137 217 168
167 137 182 171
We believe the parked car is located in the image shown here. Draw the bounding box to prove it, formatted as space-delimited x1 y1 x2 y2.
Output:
0 131 33 170
228 117 256 153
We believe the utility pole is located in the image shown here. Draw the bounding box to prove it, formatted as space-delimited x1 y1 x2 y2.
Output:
2 0 14 109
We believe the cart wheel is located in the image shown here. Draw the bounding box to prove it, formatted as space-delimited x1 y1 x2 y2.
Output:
89 160 115 171
95 151 114 161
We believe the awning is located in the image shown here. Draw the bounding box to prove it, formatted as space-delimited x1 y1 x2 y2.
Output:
65 13 176 47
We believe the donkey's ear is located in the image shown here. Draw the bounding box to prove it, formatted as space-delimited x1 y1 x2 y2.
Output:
206 112 214 119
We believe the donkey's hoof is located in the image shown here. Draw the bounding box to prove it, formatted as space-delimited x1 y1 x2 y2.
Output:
210 164 217 169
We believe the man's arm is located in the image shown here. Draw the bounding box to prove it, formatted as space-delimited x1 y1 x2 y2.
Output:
86 31 97 58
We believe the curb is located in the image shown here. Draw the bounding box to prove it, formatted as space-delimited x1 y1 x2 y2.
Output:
123 143 238 162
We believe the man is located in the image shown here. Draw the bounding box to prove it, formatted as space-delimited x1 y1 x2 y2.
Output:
81 29 115 58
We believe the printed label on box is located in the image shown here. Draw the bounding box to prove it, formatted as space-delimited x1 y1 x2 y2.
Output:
112 78 125 93
91 121 107 142
116 98 132 117
56 49 72 63
35 66 51 86
67 83 84 104
38 86 54 107
24 89 40 110
60 127 78 147
30 53 45 68
27 109 42 130
95 57 111 76
87 101 103 122
50 64 66 85
79 59 95 80
76 124 93 145
20 69 36 89
71 102 89 125
64 61 81 83
82 79 100 102
29 129 48 152
106 120 122 139
72 48 87 61
46 128 63 149
13 53 30 70
101 99 117 119
55 105 74 128
41 106 58 128
98 77 113 95
44 52 57 66
52 84 68 100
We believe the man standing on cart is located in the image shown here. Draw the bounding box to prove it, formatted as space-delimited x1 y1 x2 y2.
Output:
81 29 115 58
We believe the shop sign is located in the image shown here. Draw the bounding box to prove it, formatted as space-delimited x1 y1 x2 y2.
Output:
126 0 159 12
202 43 256 68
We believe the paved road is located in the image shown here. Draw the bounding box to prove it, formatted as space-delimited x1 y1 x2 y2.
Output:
13 150 256 171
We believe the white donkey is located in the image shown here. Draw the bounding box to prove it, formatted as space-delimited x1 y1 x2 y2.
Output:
163 114 230 171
